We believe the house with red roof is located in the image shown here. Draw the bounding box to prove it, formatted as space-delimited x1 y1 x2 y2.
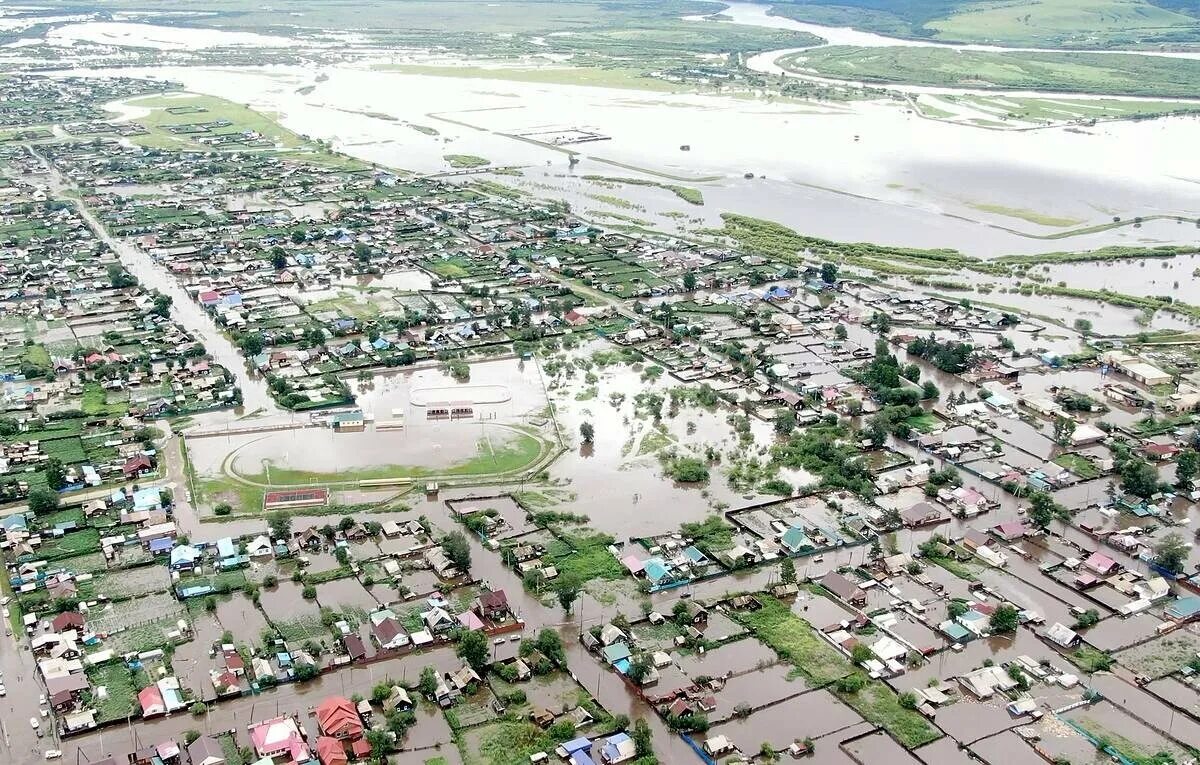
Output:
475 588 510 621
50 611 84 633
315 696 363 739
123 454 154 479
138 685 166 717
315 736 348 765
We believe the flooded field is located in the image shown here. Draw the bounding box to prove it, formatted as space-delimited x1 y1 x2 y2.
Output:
62 58 1200 258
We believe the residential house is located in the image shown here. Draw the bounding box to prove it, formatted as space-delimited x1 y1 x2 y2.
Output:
315 696 363 740
820 571 866 606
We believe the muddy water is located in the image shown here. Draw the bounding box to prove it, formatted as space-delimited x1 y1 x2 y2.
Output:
709 687 861 751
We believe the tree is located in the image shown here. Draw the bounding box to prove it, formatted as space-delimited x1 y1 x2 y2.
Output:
240 334 264 357
780 557 796 584
627 654 652 684
1121 458 1160 499
365 728 392 763
457 628 489 671
820 262 839 284
774 409 796 436
1154 532 1189 574
441 531 472 572
184 730 201 745
189 702 207 716
290 228 307 244
555 578 580 614
850 643 873 664
267 512 292 541
44 457 66 490
271 250 287 269
1073 318 1092 334
27 487 59 514
1028 490 1059 530
1175 448 1198 490
294 662 319 681
947 600 968 619
580 421 594 444
418 665 438 697
633 717 653 756
898 691 918 710
921 380 939 400
834 324 848 340
682 271 697 291
1052 416 1075 447
1073 609 1100 629
528 628 563 667
989 604 1019 633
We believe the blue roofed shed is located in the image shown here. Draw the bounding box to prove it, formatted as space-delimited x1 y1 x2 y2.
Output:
602 643 631 665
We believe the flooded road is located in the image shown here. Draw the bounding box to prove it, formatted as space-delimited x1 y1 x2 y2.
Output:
32 149 279 415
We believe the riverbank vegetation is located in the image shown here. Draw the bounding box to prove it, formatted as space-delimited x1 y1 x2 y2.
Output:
766 0 1200 49
780 46 1200 99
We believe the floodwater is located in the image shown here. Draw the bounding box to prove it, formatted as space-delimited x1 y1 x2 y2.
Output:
48 21 293 50
61 60 1200 258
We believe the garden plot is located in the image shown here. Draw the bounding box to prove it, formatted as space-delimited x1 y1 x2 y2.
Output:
89 566 171 600
315 577 379 613
448 495 538 539
259 581 322 631
933 696 1022 743
1065 701 1194 764
57 551 110 575
707 664 808 719
1081 611 1163 653
88 592 184 637
707 688 863 752
971 730 1054 765
674 638 778 678
1114 629 1200 679
842 730 924 764
396 699 456 751
214 595 271 638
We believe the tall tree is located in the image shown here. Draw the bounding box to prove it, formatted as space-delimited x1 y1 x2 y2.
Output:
457 628 489 671
1175 448 1198 490
1154 532 1189 574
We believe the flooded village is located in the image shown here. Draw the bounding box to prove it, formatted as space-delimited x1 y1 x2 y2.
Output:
0 24 1198 765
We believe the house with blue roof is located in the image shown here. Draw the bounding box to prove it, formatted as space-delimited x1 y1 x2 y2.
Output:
939 621 972 643
958 609 989 637
216 537 236 560
682 546 707 566
557 737 592 759
780 526 814 555
170 544 202 570
132 487 162 512
1166 595 1200 624
602 643 631 665
601 733 636 764
148 537 173 555
1 513 28 533
642 558 672 586
764 285 792 301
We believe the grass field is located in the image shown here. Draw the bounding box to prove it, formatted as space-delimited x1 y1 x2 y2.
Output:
114 92 362 169
768 0 1200 48
927 0 1200 48
233 430 546 486
445 153 491 168
781 46 1200 98
732 595 939 748
1053 453 1101 479
379 63 680 92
